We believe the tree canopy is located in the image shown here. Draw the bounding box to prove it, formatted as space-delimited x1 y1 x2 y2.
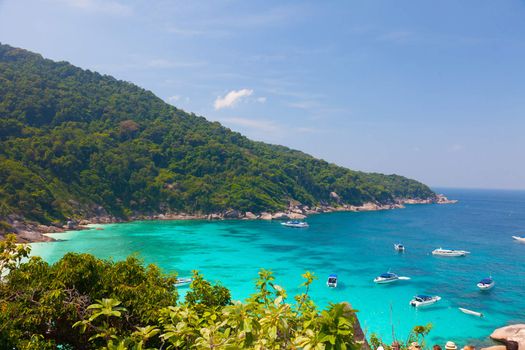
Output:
0 43 436 226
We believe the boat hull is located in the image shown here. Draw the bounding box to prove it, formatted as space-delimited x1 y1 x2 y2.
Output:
174 278 193 287
281 222 309 228
410 296 441 307
477 282 495 290
432 249 469 257
512 236 525 243
459 307 484 317
374 277 399 284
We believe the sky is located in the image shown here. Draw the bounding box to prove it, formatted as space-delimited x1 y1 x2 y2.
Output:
1 0 524 189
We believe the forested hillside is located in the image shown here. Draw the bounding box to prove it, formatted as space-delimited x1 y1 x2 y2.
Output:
0 43 436 226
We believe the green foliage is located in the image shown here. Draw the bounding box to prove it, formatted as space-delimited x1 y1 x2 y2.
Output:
0 247 177 349
0 233 30 276
0 43 436 226
0 245 366 350
76 268 362 350
370 323 433 350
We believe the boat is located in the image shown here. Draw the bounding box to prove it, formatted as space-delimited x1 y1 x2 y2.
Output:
281 220 309 228
477 277 495 290
174 278 193 287
394 243 405 252
512 235 525 243
459 307 484 317
373 272 411 284
409 295 441 307
432 248 470 257
327 274 338 288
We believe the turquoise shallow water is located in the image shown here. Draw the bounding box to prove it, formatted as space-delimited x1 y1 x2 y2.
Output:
31 189 525 346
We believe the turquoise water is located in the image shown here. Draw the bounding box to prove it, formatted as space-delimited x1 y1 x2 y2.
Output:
31 189 525 346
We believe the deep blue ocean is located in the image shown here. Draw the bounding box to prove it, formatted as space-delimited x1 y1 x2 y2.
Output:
31 188 525 346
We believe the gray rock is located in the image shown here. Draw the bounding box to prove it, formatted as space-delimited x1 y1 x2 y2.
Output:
490 324 525 350
244 212 257 219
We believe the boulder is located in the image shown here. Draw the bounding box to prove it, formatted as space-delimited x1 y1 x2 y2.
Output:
260 212 273 220
244 212 257 219
330 191 341 202
271 212 289 220
66 220 77 229
490 324 525 350
223 209 241 219
481 346 507 350
288 212 306 219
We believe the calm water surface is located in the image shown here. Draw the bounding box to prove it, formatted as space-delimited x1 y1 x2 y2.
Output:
31 189 525 346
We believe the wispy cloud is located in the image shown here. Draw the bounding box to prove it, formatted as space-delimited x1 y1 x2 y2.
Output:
147 58 207 69
256 97 267 103
57 0 132 16
165 26 205 37
220 117 278 132
165 95 190 107
214 89 253 110
167 95 180 103
377 31 415 44
287 100 319 110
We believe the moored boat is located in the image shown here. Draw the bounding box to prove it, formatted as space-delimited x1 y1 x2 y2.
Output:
327 274 338 288
432 248 470 257
394 243 405 252
374 272 411 284
174 277 193 287
512 235 525 243
477 277 495 290
459 307 484 317
409 295 441 307
281 220 309 228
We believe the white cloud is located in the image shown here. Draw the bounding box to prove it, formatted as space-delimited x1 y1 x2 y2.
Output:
165 95 190 107
57 0 132 16
214 89 253 110
287 100 319 109
256 97 267 103
167 95 181 103
220 117 278 132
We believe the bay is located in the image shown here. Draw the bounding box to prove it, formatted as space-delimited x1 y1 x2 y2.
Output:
31 188 525 346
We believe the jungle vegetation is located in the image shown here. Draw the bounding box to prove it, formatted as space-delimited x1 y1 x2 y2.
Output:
0 43 436 227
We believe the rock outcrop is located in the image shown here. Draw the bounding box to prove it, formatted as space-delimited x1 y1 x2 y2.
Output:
490 324 525 350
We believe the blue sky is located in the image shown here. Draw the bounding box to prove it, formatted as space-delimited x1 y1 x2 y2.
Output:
1 0 524 189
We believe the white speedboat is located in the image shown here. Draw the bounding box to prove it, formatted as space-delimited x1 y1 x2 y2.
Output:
409 295 441 307
394 243 405 252
432 248 470 257
174 278 193 287
281 221 309 228
512 235 525 243
477 277 495 290
374 272 410 284
327 274 338 288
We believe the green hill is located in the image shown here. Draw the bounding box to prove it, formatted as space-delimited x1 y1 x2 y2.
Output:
0 43 436 227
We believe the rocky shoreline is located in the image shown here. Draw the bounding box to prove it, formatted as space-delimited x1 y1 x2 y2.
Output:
4 194 456 243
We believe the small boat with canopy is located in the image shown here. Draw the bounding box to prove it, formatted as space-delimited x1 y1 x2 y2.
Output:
410 295 441 307
374 272 410 284
477 277 495 290
327 274 338 288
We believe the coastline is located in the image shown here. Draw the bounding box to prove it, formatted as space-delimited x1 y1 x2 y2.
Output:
7 194 456 243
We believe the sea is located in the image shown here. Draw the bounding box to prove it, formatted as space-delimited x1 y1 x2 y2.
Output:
30 188 525 347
